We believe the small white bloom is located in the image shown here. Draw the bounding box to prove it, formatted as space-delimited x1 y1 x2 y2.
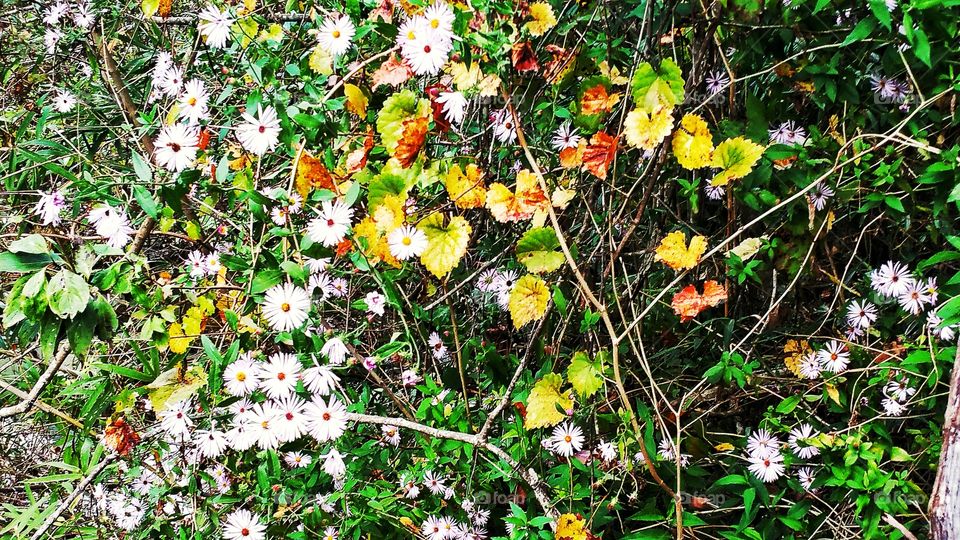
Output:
262 283 311 332
236 104 282 156
549 422 584 457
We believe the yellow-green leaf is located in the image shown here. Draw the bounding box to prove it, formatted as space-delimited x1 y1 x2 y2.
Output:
710 137 765 187
146 365 208 412
508 274 550 329
568 351 604 398
418 213 472 279
524 373 573 429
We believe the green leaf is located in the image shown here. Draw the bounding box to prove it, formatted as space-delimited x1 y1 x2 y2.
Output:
9 234 49 254
868 0 892 29
842 17 877 46
133 185 159 219
889 447 913 462
630 58 685 113
251 269 283 294
67 304 97 356
516 227 565 274
131 151 152 184
0 252 58 273
47 269 90 319
776 395 801 414
94 362 154 382
568 351 604 398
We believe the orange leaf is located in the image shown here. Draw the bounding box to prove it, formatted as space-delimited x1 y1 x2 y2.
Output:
393 115 428 168
543 44 577 85
486 169 550 222
103 417 141 456
512 41 540 73
559 138 587 169
581 84 620 116
344 126 375 175
372 55 414 89
582 131 619 180
369 0 394 22
335 237 353 257
671 280 727 322
295 151 335 199
157 0 172 17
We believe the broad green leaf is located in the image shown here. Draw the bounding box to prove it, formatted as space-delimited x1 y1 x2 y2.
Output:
9 234 49 254
47 269 90 319
515 227 565 274
568 351 604 398
630 58 685 114
133 185 159 219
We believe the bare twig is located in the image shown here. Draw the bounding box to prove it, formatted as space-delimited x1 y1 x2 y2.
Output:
0 342 71 419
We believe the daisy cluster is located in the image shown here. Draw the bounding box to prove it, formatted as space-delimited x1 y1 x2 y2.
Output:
475 268 521 310
743 425 821 489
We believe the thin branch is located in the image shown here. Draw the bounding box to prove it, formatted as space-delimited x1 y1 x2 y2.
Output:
0 342 71 419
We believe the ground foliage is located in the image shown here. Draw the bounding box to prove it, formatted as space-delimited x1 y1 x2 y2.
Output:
0 0 959 538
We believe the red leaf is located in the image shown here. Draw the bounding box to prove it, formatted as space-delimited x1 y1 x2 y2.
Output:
582 131 619 180
511 42 540 73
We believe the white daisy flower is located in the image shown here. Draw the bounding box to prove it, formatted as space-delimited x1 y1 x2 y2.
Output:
796 466 816 491
197 5 234 49
305 395 348 442
321 337 350 365
365 291 386 316
871 261 915 298
43 2 69 25
436 91 468 124
303 363 340 396
549 422 584 457
885 379 916 403
73 2 95 28
262 282 311 332
382 424 400 446
597 441 617 462
746 428 780 459
316 14 356 57
34 190 66 226
747 451 785 483
927 313 956 342
273 395 308 442
154 124 200 172
423 1 456 35
306 199 354 247
193 427 228 459
158 400 193 437
222 509 266 540
428 331 448 360
881 397 907 416
223 356 260 396
322 448 346 477
788 424 820 459
846 300 877 329
798 352 822 379
257 352 302 399
551 122 581 151
491 109 517 144
423 471 447 494
236 104 281 156
245 402 282 450
898 280 930 315
387 225 428 260
160 65 185 97
44 28 63 54
178 79 210 125
284 451 312 468
52 89 76 113
817 340 850 373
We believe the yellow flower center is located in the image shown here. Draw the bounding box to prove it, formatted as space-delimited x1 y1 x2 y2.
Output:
237 372 246 382
564 435 572 443
431 19 439 28
188 97 197 106
332 30 341 38
402 236 412 246
281 302 291 312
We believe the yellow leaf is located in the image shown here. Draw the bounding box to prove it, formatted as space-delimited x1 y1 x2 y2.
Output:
654 231 707 271
826 383 841 406
525 2 557 36
237 17 260 49
486 170 549 222
141 0 159 18
353 216 401 268
344 84 369 117
672 114 714 169
524 373 573 429
418 213 472 278
167 322 191 354
714 442 735 452
599 61 629 86
371 194 406 234
239 0 256 15
555 513 587 540
444 163 487 209
258 23 284 43
728 236 766 262
551 188 576 208
623 106 674 151
508 274 549 329
146 365 207 412
710 137 765 187
309 45 333 75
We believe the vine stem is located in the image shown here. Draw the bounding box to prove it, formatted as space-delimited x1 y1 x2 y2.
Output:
500 87 685 538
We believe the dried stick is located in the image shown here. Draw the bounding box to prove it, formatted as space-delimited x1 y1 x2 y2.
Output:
0 342 71 418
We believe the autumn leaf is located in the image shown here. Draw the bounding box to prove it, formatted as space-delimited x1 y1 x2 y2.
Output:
448 62 502 96
599 60 629 85
556 513 588 540
512 41 540 73
344 126 375 175
444 163 487 209
157 0 172 17
784 338 812 378
418 212 472 278
714 442 735 452
344 84 369 117
309 44 334 75
353 216 401 268
377 90 431 154
524 373 574 429
582 131 619 180
486 169 550 222
295 151 335 199
559 138 586 169
146 364 207 412
508 274 550 329
372 55 414 89
103 416 141 456
624 106 674 151
672 113 714 169
369 0 394 22
580 83 621 116
543 44 578 85
654 231 707 271
710 137 765 187
568 351 604 398
393 115 429 168
728 236 766 261
671 280 727 322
